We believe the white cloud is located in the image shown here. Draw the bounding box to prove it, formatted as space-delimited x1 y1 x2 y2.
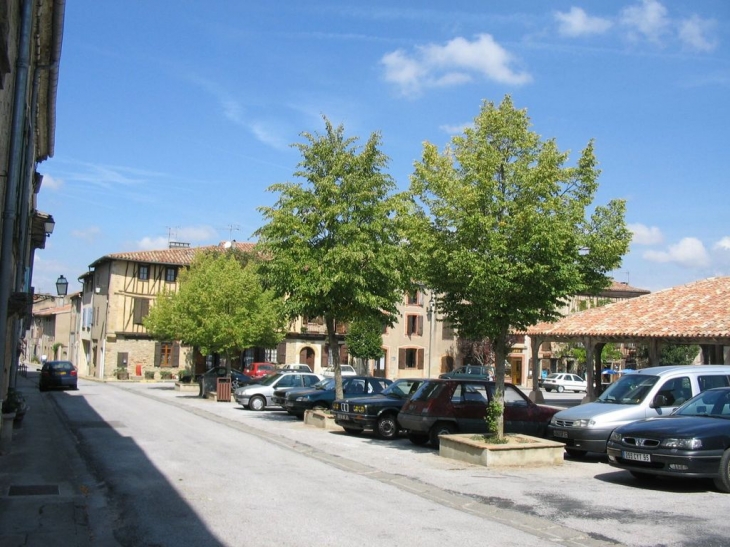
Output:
554 7 613 37
629 223 663 245
176 225 218 242
714 237 730 251
439 122 472 135
678 15 718 53
71 226 101 243
41 174 63 190
137 236 169 251
620 0 670 45
382 34 531 97
643 237 710 268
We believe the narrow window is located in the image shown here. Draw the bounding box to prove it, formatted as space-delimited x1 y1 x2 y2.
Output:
138 264 150 281
133 298 150 325
165 267 177 283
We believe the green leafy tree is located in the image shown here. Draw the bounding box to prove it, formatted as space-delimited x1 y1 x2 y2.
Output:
255 118 413 398
346 315 386 374
409 96 631 438
635 343 700 366
144 250 285 373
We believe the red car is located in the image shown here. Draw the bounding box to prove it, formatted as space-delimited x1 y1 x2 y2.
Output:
243 362 277 379
398 379 561 448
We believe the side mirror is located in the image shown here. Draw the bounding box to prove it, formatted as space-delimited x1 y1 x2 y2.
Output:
652 394 670 408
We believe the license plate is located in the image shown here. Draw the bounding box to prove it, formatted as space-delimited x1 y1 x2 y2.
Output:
336 413 349 421
553 429 568 438
57 372 67 376
623 451 651 462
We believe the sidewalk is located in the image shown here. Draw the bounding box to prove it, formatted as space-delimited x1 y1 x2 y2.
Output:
0 372 118 547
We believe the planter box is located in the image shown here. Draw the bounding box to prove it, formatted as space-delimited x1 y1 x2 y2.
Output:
174 382 199 393
439 434 565 468
304 410 342 430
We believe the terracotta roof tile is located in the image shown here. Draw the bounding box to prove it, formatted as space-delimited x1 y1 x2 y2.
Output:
89 242 256 268
527 276 730 340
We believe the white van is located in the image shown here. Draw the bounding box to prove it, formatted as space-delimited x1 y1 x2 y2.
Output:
547 365 730 457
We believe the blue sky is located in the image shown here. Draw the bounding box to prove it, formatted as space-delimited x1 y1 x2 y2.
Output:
35 1 729 295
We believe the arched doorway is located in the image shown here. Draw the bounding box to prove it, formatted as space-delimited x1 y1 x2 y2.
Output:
299 347 315 368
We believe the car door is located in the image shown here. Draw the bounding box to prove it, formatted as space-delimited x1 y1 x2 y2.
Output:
503 385 541 436
451 382 490 434
647 376 691 416
269 374 297 404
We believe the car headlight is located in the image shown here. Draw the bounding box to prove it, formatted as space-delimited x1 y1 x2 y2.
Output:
661 438 703 450
609 430 622 442
295 396 308 402
353 405 366 413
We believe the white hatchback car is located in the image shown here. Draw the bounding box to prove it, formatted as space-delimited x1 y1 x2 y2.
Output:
234 372 322 410
322 365 357 377
542 373 587 393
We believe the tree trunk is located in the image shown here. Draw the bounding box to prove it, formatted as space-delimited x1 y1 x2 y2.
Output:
325 316 343 400
492 329 509 440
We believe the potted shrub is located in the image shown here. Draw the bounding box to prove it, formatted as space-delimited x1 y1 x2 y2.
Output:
159 370 174 380
2 388 27 424
116 367 130 380
144 370 155 380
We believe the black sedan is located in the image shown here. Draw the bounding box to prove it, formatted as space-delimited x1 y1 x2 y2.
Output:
332 378 423 439
607 387 730 492
283 376 392 419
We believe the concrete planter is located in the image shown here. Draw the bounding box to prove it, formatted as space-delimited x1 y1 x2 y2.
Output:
439 434 565 468
304 409 342 430
174 382 199 393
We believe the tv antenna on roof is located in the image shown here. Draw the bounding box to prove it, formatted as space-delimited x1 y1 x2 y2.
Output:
226 224 240 241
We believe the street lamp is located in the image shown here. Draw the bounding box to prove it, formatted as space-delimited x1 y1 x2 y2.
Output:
44 218 55 236
55 275 68 297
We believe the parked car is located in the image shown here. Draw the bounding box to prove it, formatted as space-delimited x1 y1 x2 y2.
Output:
198 366 254 397
547 365 730 458
283 376 392 418
271 377 331 409
439 365 493 380
542 373 587 393
607 387 730 492
322 365 357 377
332 378 424 439
39 360 78 391
234 372 322 410
278 363 313 373
243 362 277 379
398 379 560 449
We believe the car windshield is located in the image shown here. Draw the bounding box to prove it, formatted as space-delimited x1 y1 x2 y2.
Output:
260 373 285 386
409 380 445 402
597 374 659 405
382 379 419 398
676 389 730 418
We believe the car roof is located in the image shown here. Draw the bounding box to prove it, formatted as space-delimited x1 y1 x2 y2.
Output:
631 365 730 377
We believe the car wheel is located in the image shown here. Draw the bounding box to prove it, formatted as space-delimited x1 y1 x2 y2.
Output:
343 427 362 436
408 433 429 446
557 385 565 393
545 388 552 392
376 414 399 440
713 449 730 493
249 396 266 411
565 448 588 459
429 422 457 448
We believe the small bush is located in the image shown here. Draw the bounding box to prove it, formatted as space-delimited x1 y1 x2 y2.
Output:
144 370 155 380
160 370 173 380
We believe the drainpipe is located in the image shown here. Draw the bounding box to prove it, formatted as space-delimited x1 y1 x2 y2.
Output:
0 0 33 405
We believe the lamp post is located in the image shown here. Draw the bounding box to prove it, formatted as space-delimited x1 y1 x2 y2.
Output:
55 275 68 297
44 217 55 237
426 293 435 378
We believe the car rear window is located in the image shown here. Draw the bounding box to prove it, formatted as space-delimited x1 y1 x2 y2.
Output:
409 381 446 402
699 375 730 391
50 362 74 371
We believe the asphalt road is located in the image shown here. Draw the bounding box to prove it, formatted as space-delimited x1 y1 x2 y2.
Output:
48 380 730 547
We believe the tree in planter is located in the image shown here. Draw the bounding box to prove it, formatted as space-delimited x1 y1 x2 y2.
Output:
408 96 631 439
255 118 414 399
346 315 386 375
144 249 286 378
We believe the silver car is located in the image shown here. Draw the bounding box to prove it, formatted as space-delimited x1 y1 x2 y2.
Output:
234 372 322 411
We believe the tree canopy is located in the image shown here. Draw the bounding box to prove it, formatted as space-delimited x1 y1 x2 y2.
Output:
255 117 413 397
144 250 285 369
408 96 631 437
346 315 386 374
